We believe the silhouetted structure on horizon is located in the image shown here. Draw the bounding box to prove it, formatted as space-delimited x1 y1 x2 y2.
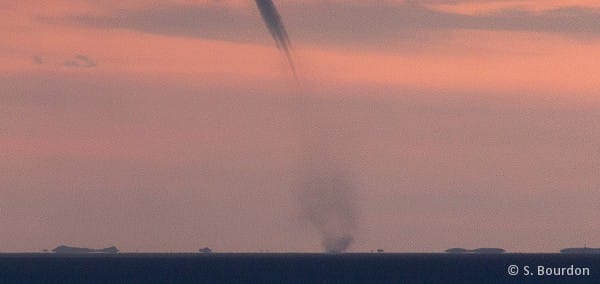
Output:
199 247 213 254
52 245 119 254
560 246 600 254
445 248 505 254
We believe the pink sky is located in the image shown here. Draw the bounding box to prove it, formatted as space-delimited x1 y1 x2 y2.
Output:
1 0 600 252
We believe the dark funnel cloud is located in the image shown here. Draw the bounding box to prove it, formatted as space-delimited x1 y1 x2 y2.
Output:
254 1 358 253
254 0 296 79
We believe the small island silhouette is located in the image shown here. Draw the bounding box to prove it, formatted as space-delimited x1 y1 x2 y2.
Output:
199 247 213 254
560 246 600 254
445 248 505 254
52 245 119 254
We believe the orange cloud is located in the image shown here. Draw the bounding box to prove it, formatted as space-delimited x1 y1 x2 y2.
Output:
3 0 600 100
429 0 600 15
297 30 600 97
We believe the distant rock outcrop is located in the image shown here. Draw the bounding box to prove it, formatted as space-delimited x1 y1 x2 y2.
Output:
445 248 469 253
471 248 505 254
52 245 119 254
560 247 600 254
199 247 213 254
445 248 505 254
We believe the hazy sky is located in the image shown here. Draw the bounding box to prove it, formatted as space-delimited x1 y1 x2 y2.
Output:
2 0 600 253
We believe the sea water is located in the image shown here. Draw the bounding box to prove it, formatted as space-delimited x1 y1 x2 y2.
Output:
1 253 598 283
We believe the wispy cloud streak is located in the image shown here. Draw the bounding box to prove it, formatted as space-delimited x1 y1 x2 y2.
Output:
63 54 96 68
62 2 600 46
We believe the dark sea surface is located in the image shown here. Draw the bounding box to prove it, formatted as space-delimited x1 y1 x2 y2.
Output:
1 253 599 283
